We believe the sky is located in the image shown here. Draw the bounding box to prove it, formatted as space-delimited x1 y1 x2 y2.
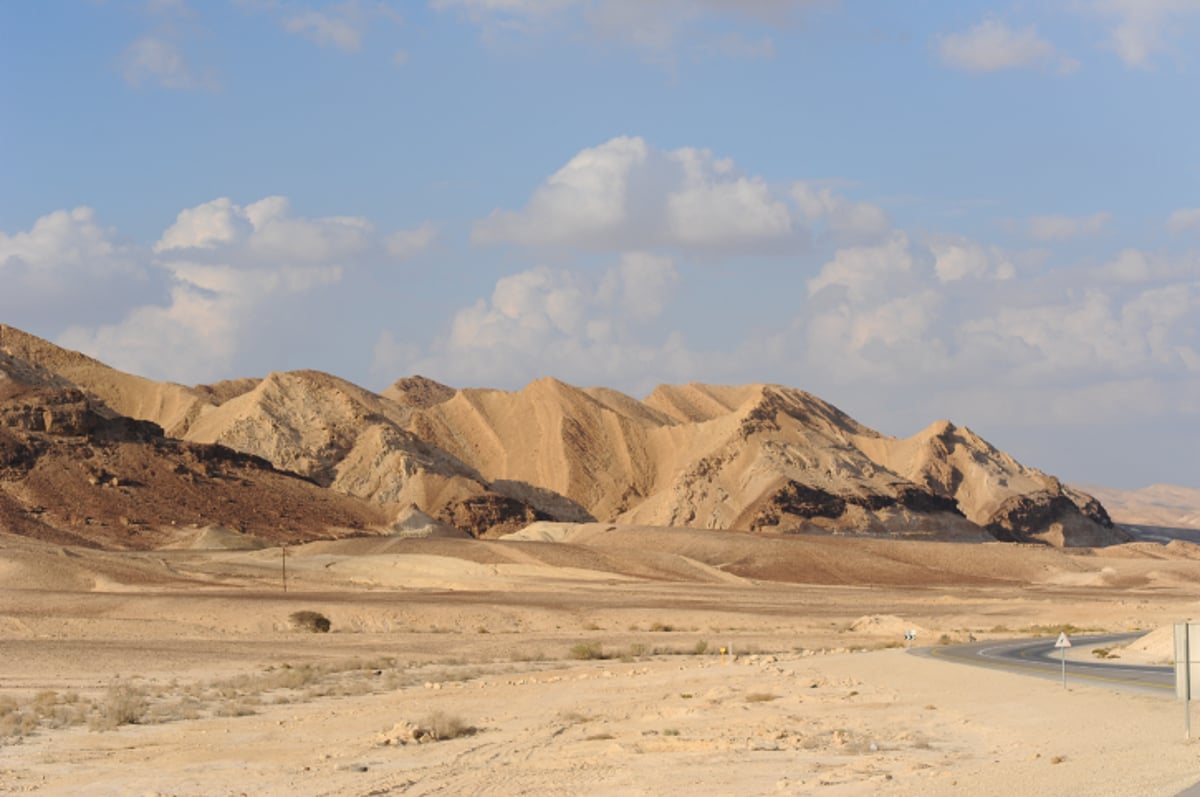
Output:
1 1 1198 490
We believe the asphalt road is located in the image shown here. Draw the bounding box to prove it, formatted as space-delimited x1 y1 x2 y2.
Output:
910 632 1174 697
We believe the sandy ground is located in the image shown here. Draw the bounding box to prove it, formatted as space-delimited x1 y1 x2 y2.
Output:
4 530 1200 796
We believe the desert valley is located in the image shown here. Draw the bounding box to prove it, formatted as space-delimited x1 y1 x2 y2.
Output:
3 322 1200 796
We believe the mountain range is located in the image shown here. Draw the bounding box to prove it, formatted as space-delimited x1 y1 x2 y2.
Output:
0 324 1131 550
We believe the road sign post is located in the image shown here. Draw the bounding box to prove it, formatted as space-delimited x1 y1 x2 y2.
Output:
1055 632 1071 688
1174 623 1200 739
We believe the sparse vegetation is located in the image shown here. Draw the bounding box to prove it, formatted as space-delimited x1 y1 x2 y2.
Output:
419 710 475 741
569 642 607 660
90 681 148 730
289 610 332 633
744 692 779 703
1021 624 1098 636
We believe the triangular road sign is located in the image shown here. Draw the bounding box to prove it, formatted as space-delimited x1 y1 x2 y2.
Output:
1055 632 1071 648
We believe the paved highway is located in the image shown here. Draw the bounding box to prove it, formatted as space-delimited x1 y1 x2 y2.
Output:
910 632 1174 696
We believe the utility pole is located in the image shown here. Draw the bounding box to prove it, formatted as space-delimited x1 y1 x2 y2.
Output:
281 543 288 593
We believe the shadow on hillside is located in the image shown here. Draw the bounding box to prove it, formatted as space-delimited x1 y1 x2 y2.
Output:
490 480 595 523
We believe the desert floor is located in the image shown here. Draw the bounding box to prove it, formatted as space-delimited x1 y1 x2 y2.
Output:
3 528 1200 796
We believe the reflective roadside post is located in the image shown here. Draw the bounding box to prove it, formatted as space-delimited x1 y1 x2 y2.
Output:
1055 632 1071 688
1174 622 1200 739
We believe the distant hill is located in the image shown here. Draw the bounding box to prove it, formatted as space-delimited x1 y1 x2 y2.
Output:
0 323 1129 548
1074 483 1200 541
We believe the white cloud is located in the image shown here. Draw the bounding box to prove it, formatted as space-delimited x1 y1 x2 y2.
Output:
1167 207 1200 234
385 223 438 258
960 284 1200 377
666 148 792 247
373 253 692 388
791 182 890 242
154 198 246 252
1098 246 1200 282
929 237 1017 282
473 136 798 252
156 195 373 263
807 232 915 301
435 0 819 57
283 8 364 51
60 263 342 384
245 1 403 53
0 208 152 328
59 197 382 382
1027 212 1111 241
937 19 1074 73
120 35 217 90
1090 0 1200 67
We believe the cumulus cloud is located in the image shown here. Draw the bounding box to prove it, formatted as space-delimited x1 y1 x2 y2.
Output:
795 232 1200 406
60 263 342 383
283 7 365 51
1167 207 1200 234
156 195 373 263
937 19 1075 73
385 222 438 258
960 283 1200 378
434 0 821 57
373 253 693 388
120 35 217 90
807 232 916 301
1027 212 1111 241
473 136 798 253
0 208 154 329
791 182 890 242
59 197 385 383
243 0 402 53
1090 0 1200 67
928 237 1017 282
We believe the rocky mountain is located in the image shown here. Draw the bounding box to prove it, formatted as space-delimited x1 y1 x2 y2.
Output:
0 345 385 551
0 324 1129 548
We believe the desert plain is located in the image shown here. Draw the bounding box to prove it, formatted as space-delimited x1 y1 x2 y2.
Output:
4 324 1200 795
5 520 1200 797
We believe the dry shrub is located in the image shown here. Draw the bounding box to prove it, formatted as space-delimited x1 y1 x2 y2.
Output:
91 681 148 730
744 692 780 703
569 642 606 660
289 610 332 633
420 710 475 741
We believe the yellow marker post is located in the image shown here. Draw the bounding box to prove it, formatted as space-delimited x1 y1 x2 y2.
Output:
720 646 727 664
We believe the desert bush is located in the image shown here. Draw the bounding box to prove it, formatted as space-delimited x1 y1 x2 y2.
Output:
692 640 709 655
649 622 674 632
569 642 606 660
744 692 779 703
91 681 148 730
289 610 332 633
420 710 475 740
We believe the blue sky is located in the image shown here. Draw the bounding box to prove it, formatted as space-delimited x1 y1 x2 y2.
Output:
2 1 1198 489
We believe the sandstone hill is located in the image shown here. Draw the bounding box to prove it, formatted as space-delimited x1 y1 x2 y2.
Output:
0 324 1129 548
0 350 385 551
